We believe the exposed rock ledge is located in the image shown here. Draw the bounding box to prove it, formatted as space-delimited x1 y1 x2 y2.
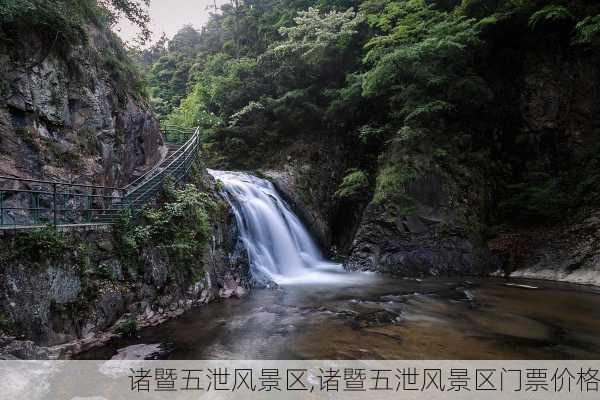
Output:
0 280 248 360
490 212 600 287
0 174 252 359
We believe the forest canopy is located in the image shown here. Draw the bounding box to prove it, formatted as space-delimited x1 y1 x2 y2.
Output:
0 0 151 44
138 0 600 226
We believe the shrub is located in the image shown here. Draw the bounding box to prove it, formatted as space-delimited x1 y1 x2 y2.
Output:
357 125 386 145
335 169 369 199
498 179 570 224
528 5 574 31
573 15 600 45
0 313 12 333
95 263 117 280
117 318 138 337
113 184 216 271
0 226 71 264
373 166 418 213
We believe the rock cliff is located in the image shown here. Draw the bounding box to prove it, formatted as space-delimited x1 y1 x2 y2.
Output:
0 171 251 359
0 25 164 187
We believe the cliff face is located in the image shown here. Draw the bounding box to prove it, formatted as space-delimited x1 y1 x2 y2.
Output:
344 29 600 279
0 22 254 358
344 168 491 277
483 34 600 284
0 171 251 358
0 25 164 187
216 26 600 282
261 135 352 250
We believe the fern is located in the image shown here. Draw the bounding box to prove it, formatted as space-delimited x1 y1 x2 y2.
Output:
573 15 600 45
528 5 574 31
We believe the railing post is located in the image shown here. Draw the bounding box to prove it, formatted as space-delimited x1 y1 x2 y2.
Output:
32 192 38 225
121 189 127 216
87 194 92 223
0 190 3 227
53 183 57 226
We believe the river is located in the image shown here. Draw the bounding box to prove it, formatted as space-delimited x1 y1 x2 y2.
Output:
79 171 600 360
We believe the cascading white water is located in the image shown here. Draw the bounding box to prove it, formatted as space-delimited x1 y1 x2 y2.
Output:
209 170 362 285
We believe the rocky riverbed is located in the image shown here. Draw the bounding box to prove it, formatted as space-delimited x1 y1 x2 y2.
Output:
77 275 600 360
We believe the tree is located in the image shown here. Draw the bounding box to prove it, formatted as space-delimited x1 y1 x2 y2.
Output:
0 0 151 44
169 25 202 55
101 0 151 42
273 6 363 65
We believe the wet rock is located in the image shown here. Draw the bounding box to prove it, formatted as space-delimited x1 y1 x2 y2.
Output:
0 262 83 345
344 166 491 277
94 287 129 332
0 338 51 360
111 343 172 360
350 310 402 329
0 173 253 357
261 136 351 251
99 259 123 281
219 278 248 299
495 212 600 286
142 248 169 289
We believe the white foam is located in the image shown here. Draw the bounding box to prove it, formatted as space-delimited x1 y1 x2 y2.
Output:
208 170 372 286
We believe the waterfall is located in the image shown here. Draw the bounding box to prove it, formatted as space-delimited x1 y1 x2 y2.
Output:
208 170 353 285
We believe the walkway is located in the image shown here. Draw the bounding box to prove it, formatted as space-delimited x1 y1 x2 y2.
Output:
0 126 200 230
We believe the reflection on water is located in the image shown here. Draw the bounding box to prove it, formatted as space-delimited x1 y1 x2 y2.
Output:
79 275 600 360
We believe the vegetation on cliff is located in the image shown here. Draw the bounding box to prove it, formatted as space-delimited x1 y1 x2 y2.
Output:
0 161 237 342
140 0 600 238
0 0 150 44
0 0 151 99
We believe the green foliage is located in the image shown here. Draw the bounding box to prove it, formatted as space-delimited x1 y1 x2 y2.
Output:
156 2 366 138
165 54 259 129
102 36 149 99
458 0 538 19
0 313 11 332
229 101 265 127
42 138 83 169
458 0 502 19
335 169 369 199
361 1 482 106
143 0 600 231
528 5 574 31
169 25 202 55
274 7 363 64
115 184 216 270
0 0 150 101
373 166 417 206
0 227 71 264
404 100 453 127
15 127 36 146
0 0 90 44
113 209 139 268
357 124 386 144
498 179 570 223
95 263 118 280
0 0 150 44
148 54 193 116
573 15 600 45
117 317 138 337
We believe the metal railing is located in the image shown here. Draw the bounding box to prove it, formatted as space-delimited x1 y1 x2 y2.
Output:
0 176 125 227
161 125 196 144
123 127 201 219
0 126 201 229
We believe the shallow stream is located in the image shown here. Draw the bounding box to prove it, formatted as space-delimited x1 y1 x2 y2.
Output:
80 275 600 359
